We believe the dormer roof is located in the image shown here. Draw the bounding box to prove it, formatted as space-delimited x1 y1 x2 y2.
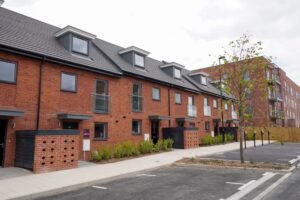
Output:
54 25 97 39
118 46 150 56
189 71 209 77
160 62 185 69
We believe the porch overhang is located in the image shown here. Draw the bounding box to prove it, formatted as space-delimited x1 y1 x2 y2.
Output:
0 107 24 117
213 118 221 122
226 119 239 123
57 113 93 120
148 115 171 121
176 117 195 122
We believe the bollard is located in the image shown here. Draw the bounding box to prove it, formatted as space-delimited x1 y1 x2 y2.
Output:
261 130 264 146
244 131 247 149
253 131 256 147
268 130 270 144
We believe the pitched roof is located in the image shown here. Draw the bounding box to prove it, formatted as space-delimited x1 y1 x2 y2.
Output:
0 7 235 98
0 7 121 75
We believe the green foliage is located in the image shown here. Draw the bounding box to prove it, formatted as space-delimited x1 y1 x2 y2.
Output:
200 134 235 145
153 140 164 152
163 138 174 150
113 141 139 158
139 140 154 154
91 145 112 161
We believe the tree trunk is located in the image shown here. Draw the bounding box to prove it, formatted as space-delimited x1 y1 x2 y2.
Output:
239 126 245 163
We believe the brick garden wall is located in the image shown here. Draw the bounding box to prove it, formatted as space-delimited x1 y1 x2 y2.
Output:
184 130 199 149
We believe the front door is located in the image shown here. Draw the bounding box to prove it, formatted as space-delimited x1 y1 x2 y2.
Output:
0 119 7 167
214 121 219 136
151 120 159 144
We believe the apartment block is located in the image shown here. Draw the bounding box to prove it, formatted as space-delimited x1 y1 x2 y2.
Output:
0 7 236 171
195 57 300 128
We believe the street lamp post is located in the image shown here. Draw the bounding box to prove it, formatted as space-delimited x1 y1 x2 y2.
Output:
219 56 225 144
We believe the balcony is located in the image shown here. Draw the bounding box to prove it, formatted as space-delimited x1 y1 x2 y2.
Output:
268 92 283 102
131 95 143 112
269 110 284 119
267 75 281 85
188 105 197 117
232 110 238 119
93 94 110 113
203 106 211 117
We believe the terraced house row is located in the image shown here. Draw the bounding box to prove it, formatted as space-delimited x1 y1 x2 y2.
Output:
0 8 238 171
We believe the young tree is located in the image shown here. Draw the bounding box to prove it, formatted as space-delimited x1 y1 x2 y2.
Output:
215 34 271 163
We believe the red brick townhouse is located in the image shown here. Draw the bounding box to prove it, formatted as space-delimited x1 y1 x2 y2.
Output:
0 7 236 170
194 56 300 128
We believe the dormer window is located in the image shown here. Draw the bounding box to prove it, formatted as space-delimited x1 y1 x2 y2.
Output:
72 36 88 55
160 62 185 80
201 76 207 85
134 53 145 67
174 68 181 79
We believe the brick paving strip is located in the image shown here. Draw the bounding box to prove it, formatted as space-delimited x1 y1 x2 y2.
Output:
0 141 273 200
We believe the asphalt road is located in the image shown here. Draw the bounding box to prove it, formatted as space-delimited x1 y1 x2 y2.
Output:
37 165 268 200
262 168 300 200
202 142 300 164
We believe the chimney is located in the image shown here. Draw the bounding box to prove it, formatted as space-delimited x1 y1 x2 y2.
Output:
0 0 4 6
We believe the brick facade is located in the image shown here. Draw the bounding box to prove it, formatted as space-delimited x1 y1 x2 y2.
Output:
0 50 237 168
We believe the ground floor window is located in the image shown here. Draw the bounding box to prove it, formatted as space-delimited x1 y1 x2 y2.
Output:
62 121 79 129
205 121 210 132
94 123 108 140
132 120 142 135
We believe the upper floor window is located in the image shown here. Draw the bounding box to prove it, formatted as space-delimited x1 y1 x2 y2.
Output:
94 80 109 113
174 68 181 79
225 103 229 110
243 70 250 80
152 87 160 100
134 54 145 67
132 83 142 112
175 92 181 104
222 73 228 80
72 36 88 55
0 59 17 83
61 72 77 92
188 96 194 105
201 76 207 85
213 99 218 108
204 97 209 106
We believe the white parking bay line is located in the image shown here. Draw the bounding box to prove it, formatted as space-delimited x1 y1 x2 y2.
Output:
288 156 300 164
225 182 244 185
238 180 256 190
92 186 108 190
225 172 276 200
136 174 157 177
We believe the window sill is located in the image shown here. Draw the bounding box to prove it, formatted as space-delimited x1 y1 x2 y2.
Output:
94 111 109 114
94 138 107 141
60 89 77 93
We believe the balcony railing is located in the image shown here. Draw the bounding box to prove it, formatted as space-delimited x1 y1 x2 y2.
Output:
269 110 284 119
92 94 110 113
203 106 211 117
268 92 283 102
232 110 238 119
131 95 143 112
188 105 197 117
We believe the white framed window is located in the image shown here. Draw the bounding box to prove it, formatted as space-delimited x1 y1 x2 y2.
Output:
134 54 145 67
152 88 160 100
201 76 207 85
225 103 228 110
174 68 181 79
175 92 181 104
72 36 88 55
213 99 218 108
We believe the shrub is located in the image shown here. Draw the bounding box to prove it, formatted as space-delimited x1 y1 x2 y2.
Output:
91 145 112 161
139 140 154 154
154 140 163 152
201 134 235 145
163 139 174 150
114 143 124 158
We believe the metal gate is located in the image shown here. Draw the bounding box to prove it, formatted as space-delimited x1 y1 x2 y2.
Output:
162 127 184 149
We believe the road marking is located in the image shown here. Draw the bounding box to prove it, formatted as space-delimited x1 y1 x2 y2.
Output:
136 174 157 177
92 186 108 190
225 182 244 185
225 172 276 200
238 180 256 190
252 173 292 200
288 156 300 164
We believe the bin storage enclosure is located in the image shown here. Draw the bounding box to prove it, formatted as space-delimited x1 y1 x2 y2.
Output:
162 127 199 149
15 130 80 173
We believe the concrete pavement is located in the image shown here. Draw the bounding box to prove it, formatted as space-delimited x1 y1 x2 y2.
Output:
0 141 272 200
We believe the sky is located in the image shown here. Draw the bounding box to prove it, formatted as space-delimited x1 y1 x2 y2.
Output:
2 0 300 85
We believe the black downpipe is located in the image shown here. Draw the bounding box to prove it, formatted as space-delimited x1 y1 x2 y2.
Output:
36 57 45 130
168 88 171 127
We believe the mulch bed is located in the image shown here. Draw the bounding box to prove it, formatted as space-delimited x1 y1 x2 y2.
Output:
175 157 291 171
